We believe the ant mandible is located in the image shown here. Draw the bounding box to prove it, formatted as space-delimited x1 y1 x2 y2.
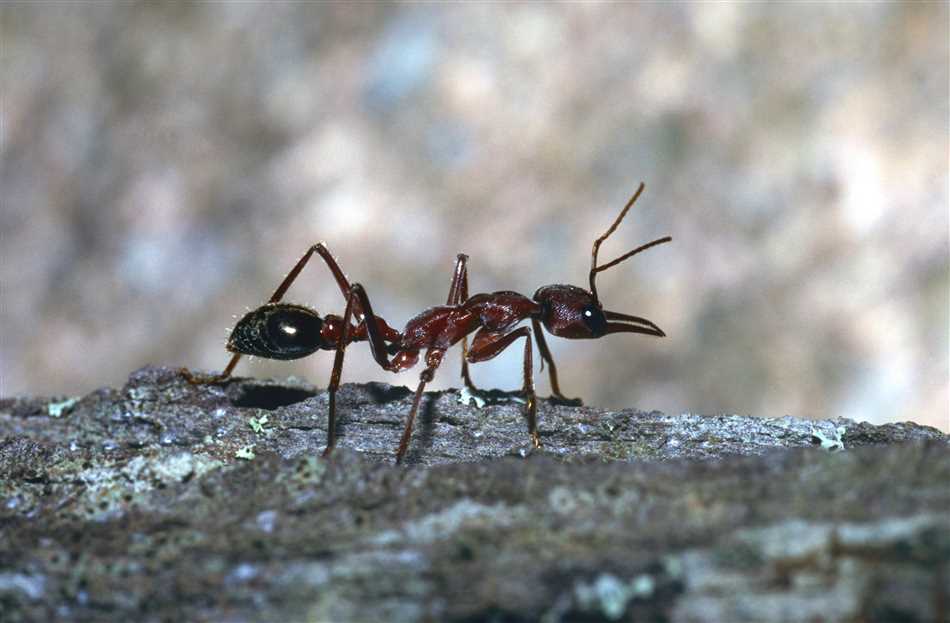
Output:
182 182 670 463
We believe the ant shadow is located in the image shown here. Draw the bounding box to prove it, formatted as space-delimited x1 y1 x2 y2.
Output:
363 383 413 404
401 394 439 465
229 383 317 410
399 387 576 464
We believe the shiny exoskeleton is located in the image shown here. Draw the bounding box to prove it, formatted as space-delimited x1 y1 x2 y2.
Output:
182 182 670 463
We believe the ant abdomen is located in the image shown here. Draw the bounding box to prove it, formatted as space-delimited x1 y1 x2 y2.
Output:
228 303 326 360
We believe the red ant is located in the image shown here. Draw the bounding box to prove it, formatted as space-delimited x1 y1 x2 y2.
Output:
182 183 670 463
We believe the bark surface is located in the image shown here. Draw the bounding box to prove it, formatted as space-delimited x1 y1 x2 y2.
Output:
1 366 947 622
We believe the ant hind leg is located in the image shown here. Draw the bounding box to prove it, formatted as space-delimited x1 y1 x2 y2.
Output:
182 242 350 385
180 352 242 385
322 286 363 457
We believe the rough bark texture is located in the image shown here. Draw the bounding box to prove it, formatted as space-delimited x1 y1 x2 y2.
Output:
1 366 947 622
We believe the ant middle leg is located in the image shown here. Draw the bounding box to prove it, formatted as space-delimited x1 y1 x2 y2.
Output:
467 327 540 449
396 348 445 464
446 254 479 393
445 253 468 306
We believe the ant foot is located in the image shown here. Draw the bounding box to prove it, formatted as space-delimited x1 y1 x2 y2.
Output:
510 437 543 459
530 430 542 449
179 367 203 384
179 367 231 385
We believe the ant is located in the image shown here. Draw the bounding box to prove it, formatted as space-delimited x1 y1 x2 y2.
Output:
182 182 670 463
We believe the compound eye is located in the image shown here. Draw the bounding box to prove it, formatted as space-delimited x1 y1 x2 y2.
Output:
581 304 607 337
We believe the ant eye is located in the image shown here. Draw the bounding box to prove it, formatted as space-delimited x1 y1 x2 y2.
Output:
229 304 324 360
581 304 607 337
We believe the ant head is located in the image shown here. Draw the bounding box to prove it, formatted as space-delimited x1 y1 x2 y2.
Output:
534 182 671 340
533 285 666 339
534 285 607 338
228 303 329 360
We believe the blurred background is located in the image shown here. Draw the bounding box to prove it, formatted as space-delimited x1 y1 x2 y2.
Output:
1 3 947 431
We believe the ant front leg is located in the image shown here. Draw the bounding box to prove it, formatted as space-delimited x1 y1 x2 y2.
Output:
530 318 582 406
446 254 478 393
467 327 540 449
182 242 354 385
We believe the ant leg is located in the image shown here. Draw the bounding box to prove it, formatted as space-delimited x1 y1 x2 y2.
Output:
181 352 242 385
445 254 478 392
458 258 478 393
340 284 423 462
396 348 446 463
467 327 540 449
530 318 582 405
445 253 467 305
310 243 351 299
182 242 353 385
322 286 361 457
343 283 416 371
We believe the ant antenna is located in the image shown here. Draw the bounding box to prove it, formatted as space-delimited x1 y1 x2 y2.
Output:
589 182 672 303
